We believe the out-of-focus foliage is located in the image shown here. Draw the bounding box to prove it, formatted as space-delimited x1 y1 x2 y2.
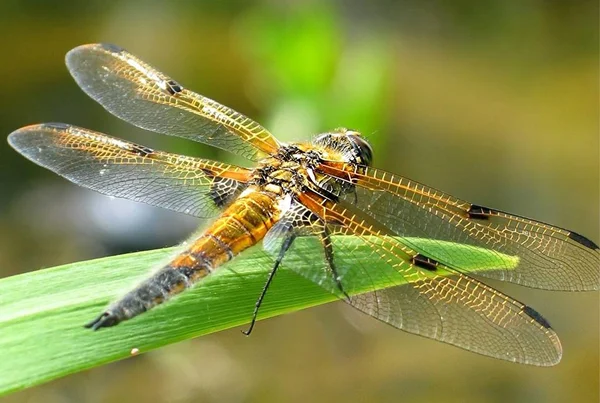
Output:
0 1 597 402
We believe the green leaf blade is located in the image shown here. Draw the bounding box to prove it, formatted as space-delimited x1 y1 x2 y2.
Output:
0 237 515 396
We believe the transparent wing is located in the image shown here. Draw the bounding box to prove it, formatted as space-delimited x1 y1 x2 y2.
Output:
318 163 600 291
65 43 280 161
8 123 251 218
285 190 562 366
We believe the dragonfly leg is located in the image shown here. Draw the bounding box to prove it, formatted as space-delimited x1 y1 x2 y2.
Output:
320 226 350 301
242 232 297 336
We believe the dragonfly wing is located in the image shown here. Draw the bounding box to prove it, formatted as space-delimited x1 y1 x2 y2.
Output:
8 123 251 218
290 190 562 366
319 163 600 291
348 279 561 365
66 43 280 161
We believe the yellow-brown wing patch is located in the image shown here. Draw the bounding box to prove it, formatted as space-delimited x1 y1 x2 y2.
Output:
8 123 251 217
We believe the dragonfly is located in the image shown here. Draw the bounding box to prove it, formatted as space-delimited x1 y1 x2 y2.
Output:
8 43 599 366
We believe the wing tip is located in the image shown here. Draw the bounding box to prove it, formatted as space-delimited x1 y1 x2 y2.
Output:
65 43 125 70
7 124 43 148
520 306 563 366
529 346 563 367
67 42 123 53
10 122 67 134
8 123 71 151
540 336 563 367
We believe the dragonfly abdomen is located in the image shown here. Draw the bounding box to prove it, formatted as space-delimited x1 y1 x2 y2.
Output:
86 189 280 329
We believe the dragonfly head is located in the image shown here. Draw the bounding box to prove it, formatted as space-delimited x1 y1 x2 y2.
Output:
313 128 373 167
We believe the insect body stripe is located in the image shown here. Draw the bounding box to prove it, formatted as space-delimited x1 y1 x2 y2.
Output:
94 190 279 327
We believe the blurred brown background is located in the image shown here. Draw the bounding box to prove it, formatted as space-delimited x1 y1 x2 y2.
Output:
0 1 598 402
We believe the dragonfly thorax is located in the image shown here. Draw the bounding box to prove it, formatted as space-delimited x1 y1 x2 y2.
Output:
252 148 318 197
251 128 372 201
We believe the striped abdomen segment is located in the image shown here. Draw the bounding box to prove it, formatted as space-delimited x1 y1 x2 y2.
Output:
99 190 278 326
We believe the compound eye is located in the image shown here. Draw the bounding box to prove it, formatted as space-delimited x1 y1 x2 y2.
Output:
313 133 334 146
347 134 373 166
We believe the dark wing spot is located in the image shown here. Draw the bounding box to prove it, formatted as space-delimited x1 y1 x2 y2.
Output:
568 231 600 250
102 43 125 54
45 122 71 130
522 306 553 329
131 144 154 157
467 204 494 220
165 79 184 95
412 253 439 271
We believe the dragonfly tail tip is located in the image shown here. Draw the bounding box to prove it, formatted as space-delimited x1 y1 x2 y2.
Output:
84 311 120 330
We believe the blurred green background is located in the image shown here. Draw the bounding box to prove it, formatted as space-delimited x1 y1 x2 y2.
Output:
0 1 598 402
